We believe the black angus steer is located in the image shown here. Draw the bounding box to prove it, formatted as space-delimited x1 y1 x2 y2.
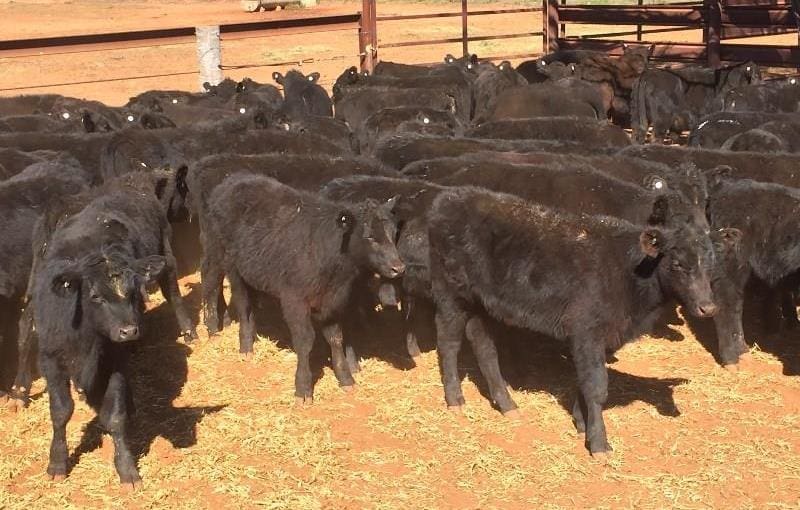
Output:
273 70 333 117
205 174 405 402
427 187 719 456
706 177 800 365
631 61 760 143
423 156 710 232
30 176 199 487
688 111 800 149
186 152 395 334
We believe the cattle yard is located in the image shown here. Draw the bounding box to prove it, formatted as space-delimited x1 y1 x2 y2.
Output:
1 0 800 509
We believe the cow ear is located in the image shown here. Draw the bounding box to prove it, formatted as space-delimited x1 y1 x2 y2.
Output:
639 229 663 258
272 72 284 84
132 255 166 282
337 211 354 233
348 66 357 75
648 43 656 55
51 270 82 297
647 196 669 225
643 174 667 191
308 72 320 83
469 54 478 64
236 81 246 93
712 227 742 251
536 59 547 70
622 42 629 51
444 54 455 63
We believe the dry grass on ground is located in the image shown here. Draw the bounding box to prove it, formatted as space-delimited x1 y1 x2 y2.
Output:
2 273 800 509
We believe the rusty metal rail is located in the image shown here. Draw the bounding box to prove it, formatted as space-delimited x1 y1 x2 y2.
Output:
0 14 361 58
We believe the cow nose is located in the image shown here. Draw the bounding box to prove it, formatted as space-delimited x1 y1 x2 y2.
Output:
697 303 717 318
118 325 139 341
388 262 406 278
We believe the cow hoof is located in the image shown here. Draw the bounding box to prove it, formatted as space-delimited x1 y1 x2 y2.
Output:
240 352 254 362
341 384 355 393
723 363 739 373
120 479 143 492
294 396 313 407
503 408 522 420
6 397 27 412
591 451 611 463
447 405 464 415
49 474 67 482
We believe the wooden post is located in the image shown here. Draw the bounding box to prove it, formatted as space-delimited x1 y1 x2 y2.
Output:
544 0 560 54
359 0 377 73
196 26 223 91
461 0 469 57
636 0 643 41
705 0 721 68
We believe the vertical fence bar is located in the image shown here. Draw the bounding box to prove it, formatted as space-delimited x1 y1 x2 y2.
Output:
705 0 722 68
560 0 566 38
461 0 469 56
196 26 223 91
545 0 560 53
636 0 643 41
359 0 376 72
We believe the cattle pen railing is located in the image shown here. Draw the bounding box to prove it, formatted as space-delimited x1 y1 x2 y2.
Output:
546 0 799 67
0 0 797 97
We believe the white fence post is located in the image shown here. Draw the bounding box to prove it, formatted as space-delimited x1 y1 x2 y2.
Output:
196 25 223 91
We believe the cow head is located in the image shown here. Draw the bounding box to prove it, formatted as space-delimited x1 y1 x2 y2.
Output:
638 224 717 318
50 250 166 343
340 197 405 279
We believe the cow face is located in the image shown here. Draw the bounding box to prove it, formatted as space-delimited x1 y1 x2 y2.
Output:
341 197 406 279
640 225 717 318
51 253 166 343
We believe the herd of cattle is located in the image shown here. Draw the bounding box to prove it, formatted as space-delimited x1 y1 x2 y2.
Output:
0 46 798 489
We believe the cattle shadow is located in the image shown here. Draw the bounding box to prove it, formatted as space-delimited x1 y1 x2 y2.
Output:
684 281 800 376
456 322 687 423
67 287 225 476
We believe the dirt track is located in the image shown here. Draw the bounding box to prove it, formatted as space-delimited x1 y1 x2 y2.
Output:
1 1 800 508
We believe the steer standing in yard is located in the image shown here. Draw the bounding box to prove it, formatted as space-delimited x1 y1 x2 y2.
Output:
206 174 405 403
428 187 721 457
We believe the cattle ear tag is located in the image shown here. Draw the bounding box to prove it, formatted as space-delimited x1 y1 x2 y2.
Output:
239 107 247 114
791 78 797 85
423 117 430 124
172 98 178 104
62 112 70 119
127 115 135 122
745 66 751 72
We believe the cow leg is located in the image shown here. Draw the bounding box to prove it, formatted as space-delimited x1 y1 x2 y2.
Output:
712 285 748 366
321 323 355 389
10 306 36 408
434 296 468 409
464 316 518 414
282 300 315 404
344 344 361 374
40 355 73 480
781 288 799 329
159 241 197 341
571 394 587 434
97 372 141 489
200 248 226 335
227 268 255 357
570 335 611 455
405 297 422 359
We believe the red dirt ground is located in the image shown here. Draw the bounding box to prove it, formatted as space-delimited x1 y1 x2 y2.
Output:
1 2 800 509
